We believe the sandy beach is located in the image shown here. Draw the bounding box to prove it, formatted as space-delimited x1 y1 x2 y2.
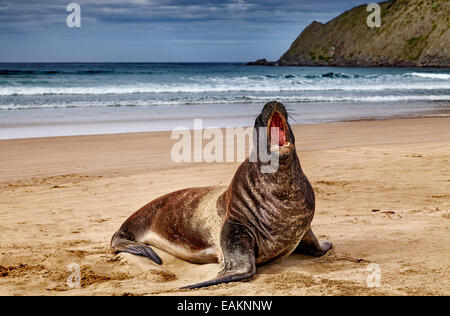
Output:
0 116 449 296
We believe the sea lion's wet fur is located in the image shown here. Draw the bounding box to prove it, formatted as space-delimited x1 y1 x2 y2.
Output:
111 101 332 289
226 151 315 265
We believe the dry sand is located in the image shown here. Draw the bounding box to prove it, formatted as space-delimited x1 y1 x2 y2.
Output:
0 117 449 296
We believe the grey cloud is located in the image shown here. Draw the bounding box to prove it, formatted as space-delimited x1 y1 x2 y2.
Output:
0 0 368 28
0 0 369 62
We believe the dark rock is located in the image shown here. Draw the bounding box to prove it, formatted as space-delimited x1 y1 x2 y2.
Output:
245 59 278 66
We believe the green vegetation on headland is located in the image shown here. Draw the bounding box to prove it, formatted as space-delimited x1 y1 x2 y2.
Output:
247 0 449 67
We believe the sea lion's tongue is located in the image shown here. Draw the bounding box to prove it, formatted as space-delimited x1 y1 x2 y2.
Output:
270 112 286 147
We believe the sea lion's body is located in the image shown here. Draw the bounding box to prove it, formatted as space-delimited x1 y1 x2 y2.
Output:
113 186 227 264
111 101 332 289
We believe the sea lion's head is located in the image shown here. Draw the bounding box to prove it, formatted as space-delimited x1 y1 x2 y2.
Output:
254 101 295 160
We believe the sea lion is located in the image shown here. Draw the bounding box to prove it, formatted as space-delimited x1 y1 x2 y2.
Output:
111 101 332 289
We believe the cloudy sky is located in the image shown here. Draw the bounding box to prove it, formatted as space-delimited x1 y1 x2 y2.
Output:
0 0 369 62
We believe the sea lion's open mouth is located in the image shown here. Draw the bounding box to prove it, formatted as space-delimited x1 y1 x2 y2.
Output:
268 111 293 154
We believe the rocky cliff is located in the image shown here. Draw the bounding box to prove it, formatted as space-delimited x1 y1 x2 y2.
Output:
258 0 449 67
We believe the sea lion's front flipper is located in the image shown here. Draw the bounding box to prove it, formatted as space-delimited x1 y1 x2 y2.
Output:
294 228 332 257
181 221 256 290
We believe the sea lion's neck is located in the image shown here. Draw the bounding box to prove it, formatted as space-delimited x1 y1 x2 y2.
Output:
226 151 314 234
259 152 311 198
258 152 302 177
228 151 307 203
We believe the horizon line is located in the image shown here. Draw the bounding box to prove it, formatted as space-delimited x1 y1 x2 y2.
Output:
0 61 252 64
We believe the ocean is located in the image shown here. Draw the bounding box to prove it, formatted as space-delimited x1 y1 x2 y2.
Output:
0 63 449 139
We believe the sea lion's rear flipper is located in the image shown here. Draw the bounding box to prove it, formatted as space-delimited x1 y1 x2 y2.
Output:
110 231 162 265
181 269 255 290
181 222 256 290
294 228 332 257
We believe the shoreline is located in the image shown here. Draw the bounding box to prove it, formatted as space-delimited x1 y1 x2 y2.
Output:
1 111 449 141
1 101 449 141
1 116 450 184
